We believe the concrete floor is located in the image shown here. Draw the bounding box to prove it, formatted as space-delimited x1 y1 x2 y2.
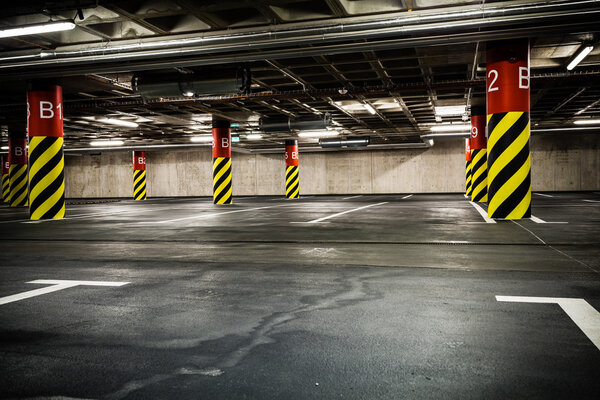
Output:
1 193 599 399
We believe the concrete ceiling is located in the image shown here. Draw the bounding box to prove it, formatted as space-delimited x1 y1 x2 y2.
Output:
0 0 599 151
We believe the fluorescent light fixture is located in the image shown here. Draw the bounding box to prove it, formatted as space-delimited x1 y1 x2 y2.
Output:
98 118 139 128
183 91 194 97
191 124 210 130
573 119 600 125
567 45 594 71
231 136 240 143
0 21 76 39
434 105 466 116
1 146 8 150
90 140 124 147
246 134 262 140
298 130 340 138
364 104 377 115
429 124 471 132
190 135 213 143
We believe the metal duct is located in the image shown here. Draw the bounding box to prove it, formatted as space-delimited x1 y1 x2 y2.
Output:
260 114 332 133
132 67 250 98
0 0 598 79
319 136 371 148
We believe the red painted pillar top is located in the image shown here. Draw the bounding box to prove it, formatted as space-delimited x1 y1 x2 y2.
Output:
1 156 8 174
27 84 63 138
470 104 487 150
285 139 299 167
486 39 530 114
212 118 231 158
133 151 146 171
465 139 471 161
8 131 27 165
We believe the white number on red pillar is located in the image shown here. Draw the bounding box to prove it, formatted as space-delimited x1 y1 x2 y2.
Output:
488 70 499 92
471 127 478 138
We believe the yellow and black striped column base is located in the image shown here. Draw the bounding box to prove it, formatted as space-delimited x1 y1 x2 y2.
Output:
213 157 232 204
134 170 147 200
470 149 488 203
28 136 65 219
9 164 28 207
286 166 299 199
465 160 473 197
487 112 531 219
2 174 9 203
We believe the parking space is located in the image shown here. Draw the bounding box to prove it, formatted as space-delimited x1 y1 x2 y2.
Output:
1 193 599 399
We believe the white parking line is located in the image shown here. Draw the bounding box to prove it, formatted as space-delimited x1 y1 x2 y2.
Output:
530 215 546 223
469 201 496 223
0 279 129 306
301 202 388 224
496 295 600 350
402 194 413 199
24 208 156 224
147 204 291 224
534 193 554 198
342 195 363 200
583 199 600 203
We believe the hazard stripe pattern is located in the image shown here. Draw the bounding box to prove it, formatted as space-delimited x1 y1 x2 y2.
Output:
28 136 65 219
286 165 299 199
213 157 232 204
133 170 147 200
465 160 472 196
470 149 488 202
487 111 531 218
9 164 28 207
2 174 9 203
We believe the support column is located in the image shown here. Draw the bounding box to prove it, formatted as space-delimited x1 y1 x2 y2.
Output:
470 101 488 203
27 83 65 219
285 139 299 199
8 130 28 207
486 39 531 219
133 151 147 200
212 118 232 205
1 156 9 203
465 138 472 197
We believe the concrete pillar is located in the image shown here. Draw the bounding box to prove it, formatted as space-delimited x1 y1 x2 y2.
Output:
8 129 28 207
470 100 488 203
1 156 9 203
465 138 472 197
486 39 531 219
27 83 65 219
133 151 147 200
285 139 299 199
212 117 232 204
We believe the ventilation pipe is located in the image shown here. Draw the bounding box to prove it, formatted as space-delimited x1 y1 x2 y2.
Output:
132 67 250 98
259 113 332 133
319 136 370 148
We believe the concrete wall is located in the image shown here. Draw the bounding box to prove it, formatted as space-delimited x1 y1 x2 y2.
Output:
64 134 600 198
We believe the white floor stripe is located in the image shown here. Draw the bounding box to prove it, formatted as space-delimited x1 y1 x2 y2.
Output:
496 296 600 350
0 279 129 306
534 193 554 198
402 194 413 199
23 208 157 224
529 215 547 223
342 195 363 200
469 201 496 223
583 199 600 203
303 202 388 224
148 204 291 224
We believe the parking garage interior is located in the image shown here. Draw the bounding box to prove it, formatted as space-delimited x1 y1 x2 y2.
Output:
0 1 599 399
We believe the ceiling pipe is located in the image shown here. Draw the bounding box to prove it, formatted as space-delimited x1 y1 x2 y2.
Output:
0 1 598 79
259 114 332 133
319 136 371 148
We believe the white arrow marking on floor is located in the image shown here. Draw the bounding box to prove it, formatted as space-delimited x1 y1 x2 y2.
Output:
496 295 600 350
0 280 129 305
